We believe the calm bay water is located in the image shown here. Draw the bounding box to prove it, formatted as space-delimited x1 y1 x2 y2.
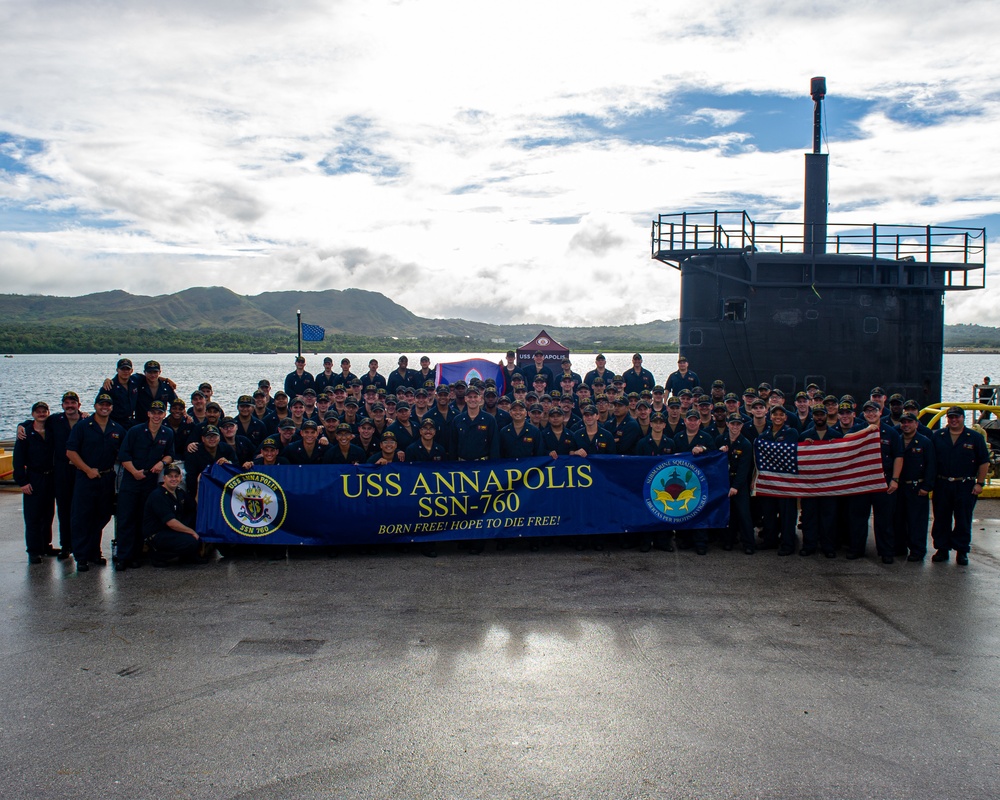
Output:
1 351 997 439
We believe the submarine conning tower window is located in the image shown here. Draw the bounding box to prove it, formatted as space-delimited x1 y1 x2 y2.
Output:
723 298 747 322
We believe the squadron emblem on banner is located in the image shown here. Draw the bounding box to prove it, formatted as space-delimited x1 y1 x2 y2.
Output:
643 460 708 524
221 472 288 537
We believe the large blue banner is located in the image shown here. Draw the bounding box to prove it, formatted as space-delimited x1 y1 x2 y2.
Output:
196 453 731 546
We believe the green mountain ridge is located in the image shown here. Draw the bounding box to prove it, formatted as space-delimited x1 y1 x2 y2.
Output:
0 287 682 345
0 288 995 352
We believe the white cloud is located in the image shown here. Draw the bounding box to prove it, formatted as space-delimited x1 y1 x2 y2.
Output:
683 108 746 127
0 0 997 326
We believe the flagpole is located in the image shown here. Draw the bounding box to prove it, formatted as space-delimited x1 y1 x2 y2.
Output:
296 309 302 358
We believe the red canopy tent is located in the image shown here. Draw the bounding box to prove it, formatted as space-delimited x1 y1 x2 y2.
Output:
516 330 570 372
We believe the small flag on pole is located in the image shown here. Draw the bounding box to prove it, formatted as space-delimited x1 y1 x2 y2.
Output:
301 323 325 342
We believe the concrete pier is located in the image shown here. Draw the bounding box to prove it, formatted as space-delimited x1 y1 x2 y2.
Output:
1 489 998 799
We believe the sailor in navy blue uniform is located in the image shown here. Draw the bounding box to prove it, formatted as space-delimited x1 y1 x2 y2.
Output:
386 356 419 394
583 354 614 389
114 399 175 570
320 424 364 465
482 387 513 431
359 359 386 391
798 404 842 557
869 387 891 419
367 431 401 465
499 401 543 458
165 398 195 456
664 356 699 397
622 353 656 395
65 394 126 570
252 436 291 467
184 425 236 507
283 420 327 464
425 386 455 448
314 358 340 394
220 417 257 466
49 391 85 557
723 393 750 428
846 402 902 563
672 409 717 554
672 409 716 455
662 397 685 440
414 356 435 389
832 401 865 435
284 356 315 398
387 402 419 452
190 401 225 443
542 407 578 456
632 411 675 553
607 397 643 454
449 386 499 461
235 395 267 448
529 375 550 406
353 418 381 461
300 389 322 423
716 413 755 554
555 359 583 391
902 399 934 439
571 406 617 456
754 405 799 555
14 401 56 563
500 351 520 390
405 419 448 463
336 358 360 389
105 358 138 428
143 463 202 566
930 406 989 565
520 351 555 392
894 412 936 561
885 394 906 426
790 392 814 432
132 361 178 426
556 376 577 408
566 405 617 551
635 411 674 457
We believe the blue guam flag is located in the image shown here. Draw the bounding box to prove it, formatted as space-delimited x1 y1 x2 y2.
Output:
436 358 507 393
301 323 325 342
197 453 730 547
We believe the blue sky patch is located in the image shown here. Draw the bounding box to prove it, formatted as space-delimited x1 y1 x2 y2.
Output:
0 132 46 175
318 116 402 180
0 202 126 232
511 91 897 154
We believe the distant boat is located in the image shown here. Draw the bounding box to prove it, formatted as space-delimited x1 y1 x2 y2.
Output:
3 355 12 358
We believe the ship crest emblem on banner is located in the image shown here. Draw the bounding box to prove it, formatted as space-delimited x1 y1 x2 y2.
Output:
221 472 288 537
644 460 708 524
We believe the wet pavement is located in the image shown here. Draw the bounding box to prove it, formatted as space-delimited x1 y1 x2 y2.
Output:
1 488 999 799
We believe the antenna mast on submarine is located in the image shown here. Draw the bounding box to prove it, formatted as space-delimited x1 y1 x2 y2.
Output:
803 76 828 255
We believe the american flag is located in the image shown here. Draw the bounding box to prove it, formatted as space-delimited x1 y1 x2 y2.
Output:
753 427 887 497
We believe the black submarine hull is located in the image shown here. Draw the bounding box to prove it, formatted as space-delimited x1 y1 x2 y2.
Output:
675 250 945 404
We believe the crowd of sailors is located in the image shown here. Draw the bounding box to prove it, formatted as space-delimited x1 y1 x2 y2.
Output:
12 351 992 569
